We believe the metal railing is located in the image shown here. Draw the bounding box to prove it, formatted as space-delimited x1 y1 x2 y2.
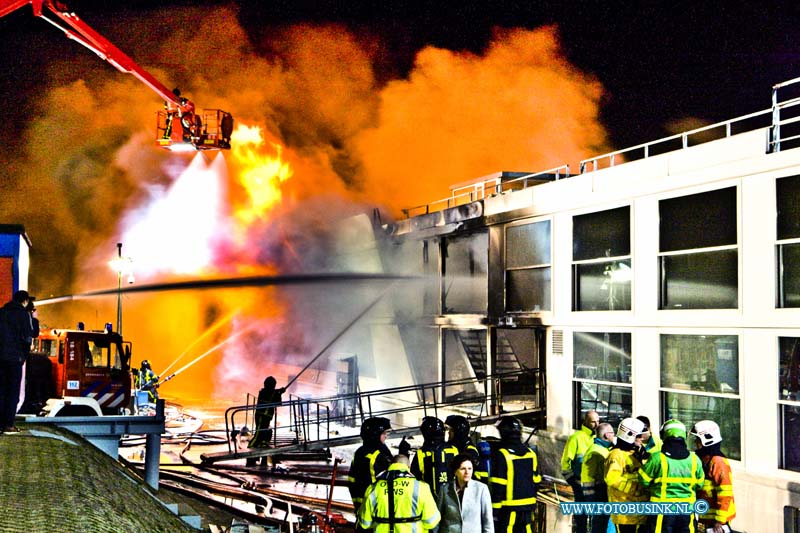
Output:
402 166 571 218
400 78 800 219
223 367 545 453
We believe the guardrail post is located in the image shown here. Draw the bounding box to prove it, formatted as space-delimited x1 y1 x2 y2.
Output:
144 399 165 490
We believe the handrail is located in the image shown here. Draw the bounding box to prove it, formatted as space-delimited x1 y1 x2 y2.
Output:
400 78 800 219
402 166 571 219
223 368 545 454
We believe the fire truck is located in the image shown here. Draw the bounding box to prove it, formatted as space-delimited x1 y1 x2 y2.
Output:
0 0 234 151
25 326 132 416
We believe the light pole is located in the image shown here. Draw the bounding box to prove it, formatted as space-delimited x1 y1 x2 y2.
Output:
116 243 122 334
109 242 133 335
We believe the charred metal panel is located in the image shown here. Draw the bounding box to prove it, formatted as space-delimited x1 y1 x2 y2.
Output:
488 225 505 319
384 202 483 238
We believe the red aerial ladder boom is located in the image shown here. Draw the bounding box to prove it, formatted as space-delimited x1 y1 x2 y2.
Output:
0 0 234 151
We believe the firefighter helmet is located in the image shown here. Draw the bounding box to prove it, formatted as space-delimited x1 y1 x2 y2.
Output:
420 417 445 441
496 416 523 440
690 420 722 446
141 360 151 370
616 417 646 444
361 417 392 440
445 415 470 441
660 418 687 440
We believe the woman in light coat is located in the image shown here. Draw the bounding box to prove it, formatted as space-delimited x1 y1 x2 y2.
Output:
435 453 494 533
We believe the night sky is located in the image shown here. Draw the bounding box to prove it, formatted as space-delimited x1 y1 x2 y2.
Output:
2 0 800 296
1 0 799 150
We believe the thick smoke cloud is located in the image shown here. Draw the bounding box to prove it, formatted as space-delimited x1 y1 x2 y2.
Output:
0 6 610 401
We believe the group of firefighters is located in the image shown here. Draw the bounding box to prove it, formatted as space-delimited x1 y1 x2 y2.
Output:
348 414 540 533
562 411 735 533
347 412 735 533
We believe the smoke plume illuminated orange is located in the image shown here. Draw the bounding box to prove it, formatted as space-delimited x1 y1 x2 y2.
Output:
1 6 614 404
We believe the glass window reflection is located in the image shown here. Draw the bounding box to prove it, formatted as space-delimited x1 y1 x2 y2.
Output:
574 332 632 384
661 334 739 393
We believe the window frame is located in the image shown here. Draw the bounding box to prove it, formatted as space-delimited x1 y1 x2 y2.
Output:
571 330 633 429
572 205 633 312
776 174 800 308
657 186 740 310
658 332 742 460
778 335 800 472
504 217 552 313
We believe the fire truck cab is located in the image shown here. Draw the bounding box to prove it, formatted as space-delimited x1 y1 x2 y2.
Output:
29 327 132 416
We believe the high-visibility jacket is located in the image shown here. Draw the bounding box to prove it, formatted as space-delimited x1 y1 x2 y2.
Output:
604 448 647 525
580 439 612 499
358 463 441 533
644 434 662 455
348 444 393 510
411 442 459 496
638 450 704 502
696 455 736 525
489 442 542 512
561 425 593 479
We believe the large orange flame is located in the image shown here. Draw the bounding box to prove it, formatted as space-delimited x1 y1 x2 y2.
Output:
231 125 293 224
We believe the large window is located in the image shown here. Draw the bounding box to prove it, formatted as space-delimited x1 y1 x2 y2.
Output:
442 231 488 314
777 175 800 307
660 334 741 459
573 332 632 428
573 206 631 311
659 187 738 309
505 220 551 312
779 337 800 472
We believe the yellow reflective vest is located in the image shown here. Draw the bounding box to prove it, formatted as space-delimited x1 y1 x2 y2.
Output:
581 440 612 499
638 451 704 503
359 463 441 533
561 426 593 479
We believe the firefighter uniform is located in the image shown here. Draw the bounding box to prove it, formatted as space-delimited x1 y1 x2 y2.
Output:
638 420 704 533
135 360 159 402
411 417 459 496
604 447 647 531
349 418 394 516
489 417 542 533
358 462 441 533
691 420 736 531
445 414 488 482
696 455 736 528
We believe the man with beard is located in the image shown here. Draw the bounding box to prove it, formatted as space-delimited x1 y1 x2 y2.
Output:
638 419 705 533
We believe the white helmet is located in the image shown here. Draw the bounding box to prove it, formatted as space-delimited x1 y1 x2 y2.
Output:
616 417 646 445
690 420 722 447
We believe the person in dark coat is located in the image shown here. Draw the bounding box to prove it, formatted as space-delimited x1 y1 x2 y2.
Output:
348 416 394 526
0 290 34 433
249 376 285 448
411 416 459 497
489 416 542 533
